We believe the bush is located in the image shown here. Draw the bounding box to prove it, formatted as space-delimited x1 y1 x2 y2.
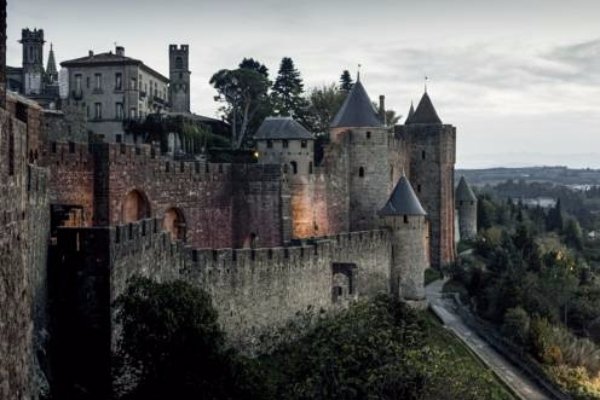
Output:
502 307 530 346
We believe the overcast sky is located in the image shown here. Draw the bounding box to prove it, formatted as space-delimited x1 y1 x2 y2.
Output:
8 0 600 168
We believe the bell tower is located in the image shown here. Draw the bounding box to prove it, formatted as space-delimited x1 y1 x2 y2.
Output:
20 28 45 95
169 44 191 113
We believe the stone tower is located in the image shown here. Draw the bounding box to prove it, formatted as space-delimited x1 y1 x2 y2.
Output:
456 176 478 241
330 77 389 231
254 116 315 240
404 91 456 268
20 28 45 95
45 43 58 84
169 44 191 113
380 175 429 304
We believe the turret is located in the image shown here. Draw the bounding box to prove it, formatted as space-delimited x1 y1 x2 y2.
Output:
330 76 391 231
169 44 191 113
402 90 456 268
456 176 477 241
46 43 58 84
380 175 429 305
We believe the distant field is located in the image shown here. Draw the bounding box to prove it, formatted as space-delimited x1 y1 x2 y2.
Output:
456 166 600 187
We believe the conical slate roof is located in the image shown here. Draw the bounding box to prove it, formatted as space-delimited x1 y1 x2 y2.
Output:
380 175 427 216
456 176 477 202
331 80 383 128
406 92 442 124
254 117 314 140
406 101 415 123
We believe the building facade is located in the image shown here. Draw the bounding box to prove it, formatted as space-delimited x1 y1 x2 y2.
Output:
61 46 169 142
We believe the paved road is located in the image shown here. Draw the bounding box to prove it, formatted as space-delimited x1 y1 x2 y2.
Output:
426 279 551 400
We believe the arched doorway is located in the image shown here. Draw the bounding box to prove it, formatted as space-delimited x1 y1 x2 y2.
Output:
163 207 186 241
122 189 151 223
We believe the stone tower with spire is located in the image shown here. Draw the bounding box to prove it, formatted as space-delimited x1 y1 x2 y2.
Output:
400 90 456 268
456 176 478 241
45 43 58 84
20 28 45 95
330 76 390 231
169 44 191 113
380 175 429 304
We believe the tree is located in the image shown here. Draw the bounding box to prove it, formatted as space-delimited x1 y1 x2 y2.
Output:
563 217 583 250
210 66 271 148
271 57 309 119
546 198 564 231
339 70 353 92
114 277 264 399
304 83 346 135
502 307 531 346
239 57 269 78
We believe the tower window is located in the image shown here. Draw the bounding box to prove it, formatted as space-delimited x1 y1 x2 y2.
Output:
267 140 273 148
366 131 371 139
291 161 298 175
301 140 307 148
359 167 365 177
459 201 464 206
309 162 313 174
417 184 422 192
421 150 426 160
403 215 409 224
282 140 289 148
175 56 183 70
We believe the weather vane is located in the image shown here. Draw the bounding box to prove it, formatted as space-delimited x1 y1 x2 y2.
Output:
357 63 362 81
424 75 429 93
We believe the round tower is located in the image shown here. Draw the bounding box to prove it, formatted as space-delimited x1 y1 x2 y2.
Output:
380 175 429 305
456 176 478 241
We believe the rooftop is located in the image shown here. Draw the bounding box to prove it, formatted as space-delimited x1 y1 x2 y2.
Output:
331 80 383 128
406 91 442 124
379 175 427 216
254 117 314 140
456 176 477 202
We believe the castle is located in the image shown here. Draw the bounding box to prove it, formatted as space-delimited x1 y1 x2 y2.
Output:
0 2 478 398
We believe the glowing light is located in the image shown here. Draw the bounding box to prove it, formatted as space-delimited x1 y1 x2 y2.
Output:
254 151 259 158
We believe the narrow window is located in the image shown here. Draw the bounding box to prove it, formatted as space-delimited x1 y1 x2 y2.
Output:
291 161 298 175
131 77 137 90
115 103 124 120
301 140 307 148
366 131 371 139
309 162 313 174
359 166 365 177
421 150 426 160
176 56 183 70
94 103 102 119
417 184 422 192
267 139 273 149
95 73 102 90
115 73 122 90
130 107 137 119
282 139 289 149
283 164 288 174
51 142 57 153
403 215 409 224
86 76 90 89
459 201 464 206
116 135 122 143
69 141 75 153
74 74 82 92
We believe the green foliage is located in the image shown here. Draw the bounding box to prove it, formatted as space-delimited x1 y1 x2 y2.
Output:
424 268 442 286
304 83 346 135
564 217 585 250
271 57 309 120
339 70 353 92
502 307 531 346
114 277 265 400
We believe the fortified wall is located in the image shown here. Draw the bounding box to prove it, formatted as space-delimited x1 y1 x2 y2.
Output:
43 140 285 248
50 217 393 397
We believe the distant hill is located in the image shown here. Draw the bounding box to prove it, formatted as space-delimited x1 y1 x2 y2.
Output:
456 166 600 187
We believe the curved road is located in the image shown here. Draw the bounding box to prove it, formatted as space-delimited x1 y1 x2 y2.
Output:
426 279 551 400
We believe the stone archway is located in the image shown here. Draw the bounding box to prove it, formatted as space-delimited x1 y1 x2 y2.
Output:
122 189 151 223
331 263 357 303
163 207 186 241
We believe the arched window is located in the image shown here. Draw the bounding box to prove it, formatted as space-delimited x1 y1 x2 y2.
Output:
291 161 298 174
175 56 183 70
164 207 186 241
358 166 365 178
122 189 151 223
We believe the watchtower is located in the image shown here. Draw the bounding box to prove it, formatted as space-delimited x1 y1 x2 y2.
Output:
456 176 478 241
169 44 191 113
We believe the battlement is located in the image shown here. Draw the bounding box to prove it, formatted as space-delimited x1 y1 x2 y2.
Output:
20 28 44 42
169 44 189 53
44 140 93 168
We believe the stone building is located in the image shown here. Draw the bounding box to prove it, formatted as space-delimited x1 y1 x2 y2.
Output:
61 46 169 142
7 28 60 108
456 176 478 241
169 44 191 113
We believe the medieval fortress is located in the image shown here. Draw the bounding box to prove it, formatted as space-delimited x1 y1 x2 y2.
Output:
0 2 478 398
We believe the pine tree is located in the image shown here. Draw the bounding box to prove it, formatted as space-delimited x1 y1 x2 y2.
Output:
340 70 353 92
546 198 564 231
271 57 308 118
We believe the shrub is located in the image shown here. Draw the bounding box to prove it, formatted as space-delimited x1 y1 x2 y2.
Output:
502 307 530 346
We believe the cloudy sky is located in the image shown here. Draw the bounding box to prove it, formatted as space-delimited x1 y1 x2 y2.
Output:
8 0 600 168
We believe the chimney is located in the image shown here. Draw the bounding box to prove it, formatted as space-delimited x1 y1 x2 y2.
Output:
88 50 94 57
0 0 6 109
116 46 125 57
379 95 386 126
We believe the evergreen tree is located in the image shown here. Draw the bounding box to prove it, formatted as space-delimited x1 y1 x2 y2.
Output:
340 70 354 92
271 57 309 118
239 58 269 78
546 198 564 231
